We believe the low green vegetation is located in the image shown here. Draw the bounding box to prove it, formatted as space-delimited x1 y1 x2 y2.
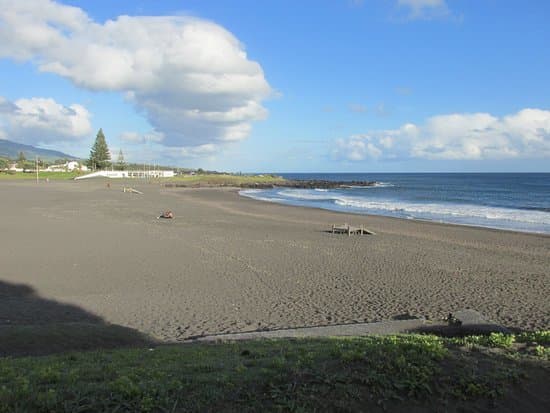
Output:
0 171 80 180
166 173 287 187
0 170 285 185
0 157 9 170
0 332 548 412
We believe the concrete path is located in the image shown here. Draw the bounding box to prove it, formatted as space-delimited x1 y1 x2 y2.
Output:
190 318 426 342
189 309 509 342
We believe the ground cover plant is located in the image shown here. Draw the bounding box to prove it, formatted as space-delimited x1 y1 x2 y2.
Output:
165 173 287 187
0 171 80 180
0 332 548 412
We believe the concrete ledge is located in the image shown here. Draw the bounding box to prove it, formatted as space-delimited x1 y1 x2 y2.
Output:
188 309 511 343
409 309 511 337
189 318 426 342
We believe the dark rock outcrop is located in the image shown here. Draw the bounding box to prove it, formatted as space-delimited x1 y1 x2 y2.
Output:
239 179 376 189
165 179 376 189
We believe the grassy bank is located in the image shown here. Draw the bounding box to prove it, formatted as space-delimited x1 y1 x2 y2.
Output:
0 332 548 412
0 172 287 186
165 173 287 187
0 171 80 180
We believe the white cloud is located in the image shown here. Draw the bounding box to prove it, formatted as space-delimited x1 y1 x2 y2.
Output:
397 0 449 20
0 0 272 150
334 136 383 160
0 96 92 144
119 130 164 144
163 144 219 160
333 108 550 161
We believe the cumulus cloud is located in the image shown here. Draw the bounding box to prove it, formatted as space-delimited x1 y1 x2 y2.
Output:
0 0 272 149
0 96 92 144
163 144 219 160
119 130 164 144
333 108 550 161
397 0 450 20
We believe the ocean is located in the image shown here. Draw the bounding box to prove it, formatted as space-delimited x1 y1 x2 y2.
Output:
239 173 550 234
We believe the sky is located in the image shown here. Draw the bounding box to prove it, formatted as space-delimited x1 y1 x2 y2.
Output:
0 0 549 172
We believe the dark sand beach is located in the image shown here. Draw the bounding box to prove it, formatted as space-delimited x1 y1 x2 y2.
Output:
1 180 548 341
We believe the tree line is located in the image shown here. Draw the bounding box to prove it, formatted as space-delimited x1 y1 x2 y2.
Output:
0 128 127 171
0 152 72 171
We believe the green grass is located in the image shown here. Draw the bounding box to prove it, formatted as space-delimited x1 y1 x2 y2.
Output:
0 332 548 412
164 173 287 187
0 171 80 180
0 171 287 185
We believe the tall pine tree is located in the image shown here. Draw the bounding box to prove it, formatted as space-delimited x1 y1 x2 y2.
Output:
17 151 26 167
116 149 127 171
87 128 111 170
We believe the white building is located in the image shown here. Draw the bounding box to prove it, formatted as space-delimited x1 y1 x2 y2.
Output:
45 161 88 172
74 170 175 180
8 163 23 172
66 161 79 171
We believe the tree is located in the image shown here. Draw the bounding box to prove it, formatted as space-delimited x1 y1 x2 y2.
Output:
0 158 9 170
87 128 111 170
20 160 35 171
17 151 26 167
115 149 127 171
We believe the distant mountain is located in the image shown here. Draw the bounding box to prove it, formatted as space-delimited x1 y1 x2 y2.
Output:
0 139 80 162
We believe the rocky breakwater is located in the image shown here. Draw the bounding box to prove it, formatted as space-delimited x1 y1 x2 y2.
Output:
240 179 377 189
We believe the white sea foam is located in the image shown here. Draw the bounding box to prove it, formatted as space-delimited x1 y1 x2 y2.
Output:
332 198 549 225
239 190 285 203
240 188 550 231
342 182 394 188
374 182 395 187
275 189 334 200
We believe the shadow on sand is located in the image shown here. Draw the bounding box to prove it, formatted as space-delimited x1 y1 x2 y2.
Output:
408 324 518 337
0 280 153 357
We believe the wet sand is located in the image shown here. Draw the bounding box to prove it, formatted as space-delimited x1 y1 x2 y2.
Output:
0 180 548 341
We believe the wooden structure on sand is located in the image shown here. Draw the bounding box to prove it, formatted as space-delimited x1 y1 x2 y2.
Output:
123 187 143 195
332 223 375 236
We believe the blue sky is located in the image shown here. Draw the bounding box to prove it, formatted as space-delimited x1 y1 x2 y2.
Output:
0 0 549 172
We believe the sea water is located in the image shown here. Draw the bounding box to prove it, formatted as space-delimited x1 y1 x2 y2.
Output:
240 173 550 234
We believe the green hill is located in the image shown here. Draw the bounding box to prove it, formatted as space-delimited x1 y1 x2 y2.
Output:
0 139 79 162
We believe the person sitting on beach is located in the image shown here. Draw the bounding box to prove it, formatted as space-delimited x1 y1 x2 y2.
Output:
158 210 174 219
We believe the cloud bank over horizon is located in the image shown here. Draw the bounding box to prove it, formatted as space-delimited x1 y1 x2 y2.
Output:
0 0 272 152
0 96 92 145
333 108 550 162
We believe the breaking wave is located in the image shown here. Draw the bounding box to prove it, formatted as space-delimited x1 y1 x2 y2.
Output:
239 188 550 234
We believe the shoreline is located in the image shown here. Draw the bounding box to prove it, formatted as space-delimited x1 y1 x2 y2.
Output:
1 180 548 341
238 187 550 237
236 188 550 238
